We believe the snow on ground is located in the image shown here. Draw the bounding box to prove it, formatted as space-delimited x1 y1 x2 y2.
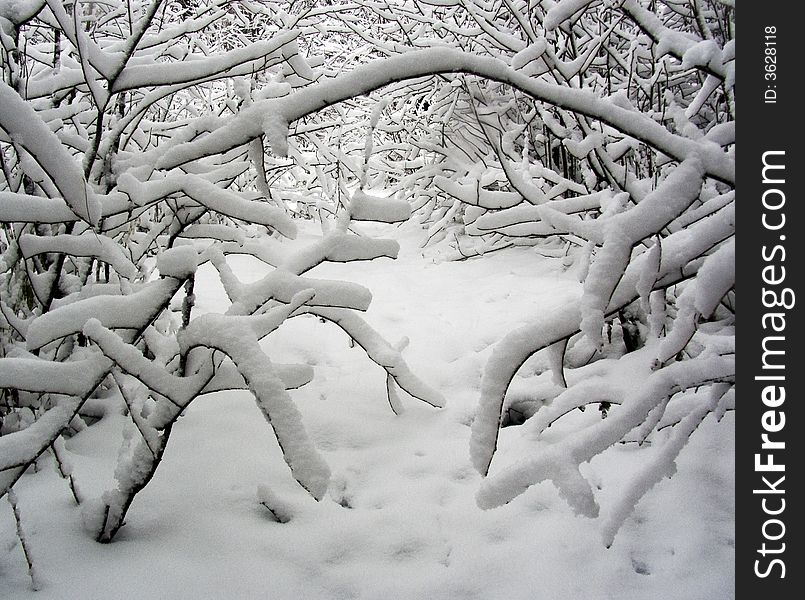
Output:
0 222 734 599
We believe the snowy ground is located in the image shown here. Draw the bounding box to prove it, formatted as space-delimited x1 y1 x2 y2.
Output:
0 222 734 599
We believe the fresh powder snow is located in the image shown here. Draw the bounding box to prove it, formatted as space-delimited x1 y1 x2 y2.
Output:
0 221 734 599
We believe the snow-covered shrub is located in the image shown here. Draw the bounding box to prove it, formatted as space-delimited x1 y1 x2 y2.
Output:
0 0 443 542
454 1 736 545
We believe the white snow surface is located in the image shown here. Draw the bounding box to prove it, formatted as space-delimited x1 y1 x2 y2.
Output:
0 222 733 599
156 245 200 279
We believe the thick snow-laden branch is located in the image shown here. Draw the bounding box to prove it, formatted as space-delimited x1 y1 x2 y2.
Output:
42 0 118 80
0 397 84 495
600 383 730 547
18 233 138 280
110 32 300 93
349 190 411 223
156 48 734 185
579 158 705 347
469 201 734 476
622 0 732 82
228 269 372 315
466 194 604 238
83 294 319 405
117 173 297 239
125 3 228 53
275 230 401 275
519 375 619 441
82 319 205 406
179 298 330 500
0 0 46 26
0 192 82 223
544 0 599 32
475 352 734 512
0 354 110 396
25 277 184 351
0 80 100 225
434 177 523 210
81 291 325 542
653 238 734 366
0 272 190 501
